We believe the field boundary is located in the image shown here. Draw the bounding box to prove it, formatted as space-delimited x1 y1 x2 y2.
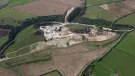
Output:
78 31 130 76
40 69 63 76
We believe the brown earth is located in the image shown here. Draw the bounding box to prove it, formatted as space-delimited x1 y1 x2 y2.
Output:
116 0 135 12
0 68 17 76
50 0 84 7
20 60 56 76
53 48 107 76
14 0 84 16
100 3 132 17
100 0 135 17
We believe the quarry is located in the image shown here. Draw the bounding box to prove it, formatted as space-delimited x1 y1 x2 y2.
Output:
39 23 116 48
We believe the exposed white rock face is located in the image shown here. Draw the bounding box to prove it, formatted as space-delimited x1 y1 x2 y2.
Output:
40 23 116 48
40 24 73 41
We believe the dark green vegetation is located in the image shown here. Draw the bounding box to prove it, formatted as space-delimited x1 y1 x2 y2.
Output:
0 0 34 26
86 0 124 7
41 70 62 76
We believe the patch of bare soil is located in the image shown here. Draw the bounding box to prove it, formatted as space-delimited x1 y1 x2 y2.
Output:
53 48 107 76
14 0 70 16
18 46 107 76
116 0 135 12
0 68 17 76
100 3 132 17
14 0 84 16
20 60 56 76
50 0 84 7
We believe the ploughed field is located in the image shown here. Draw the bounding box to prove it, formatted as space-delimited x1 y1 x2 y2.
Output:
14 0 84 16
0 29 8 37
100 0 135 17
86 0 123 7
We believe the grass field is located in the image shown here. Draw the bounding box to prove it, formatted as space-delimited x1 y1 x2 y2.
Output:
0 0 34 26
83 6 118 22
100 48 135 76
6 46 30 58
92 63 114 76
116 32 135 56
116 13 135 26
91 31 135 76
86 0 123 7
6 25 44 53
0 36 8 46
3 49 51 67
0 0 10 6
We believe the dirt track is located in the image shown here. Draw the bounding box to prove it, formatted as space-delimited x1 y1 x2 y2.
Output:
14 0 84 16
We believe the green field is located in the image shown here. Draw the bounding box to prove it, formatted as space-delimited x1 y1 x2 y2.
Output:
6 25 44 53
4 49 51 67
6 46 30 58
0 0 34 26
86 0 123 7
116 32 135 56
92 63 114 76
0 0 10 6
91 31 135 76
83 6 118 22
116 13 135 26
0 36 8 46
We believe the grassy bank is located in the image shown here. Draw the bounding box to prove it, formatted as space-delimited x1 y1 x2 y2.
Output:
83 6 118 22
